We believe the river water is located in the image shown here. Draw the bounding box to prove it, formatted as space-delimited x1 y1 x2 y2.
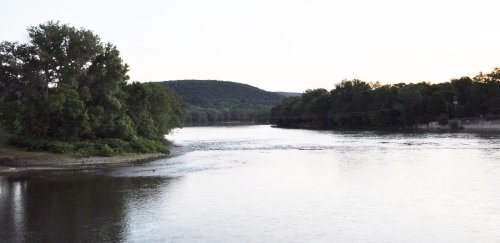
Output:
1 125 500 242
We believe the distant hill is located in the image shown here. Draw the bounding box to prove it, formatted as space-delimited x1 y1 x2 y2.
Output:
161 80 285 108
158 80 288 125
275 91 302 97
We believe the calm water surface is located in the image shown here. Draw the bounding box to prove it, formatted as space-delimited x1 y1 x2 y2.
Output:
1 125 500 242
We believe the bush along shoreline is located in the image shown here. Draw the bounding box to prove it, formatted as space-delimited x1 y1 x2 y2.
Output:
0 22 185 156
271 70 500 130
9 137 170 157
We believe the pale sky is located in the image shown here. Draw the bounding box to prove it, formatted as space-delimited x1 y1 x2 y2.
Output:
2 0 500 92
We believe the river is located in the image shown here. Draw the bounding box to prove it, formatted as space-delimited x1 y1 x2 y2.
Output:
1 125 500 242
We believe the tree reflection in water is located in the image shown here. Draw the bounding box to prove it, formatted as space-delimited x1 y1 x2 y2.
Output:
0 174 172 242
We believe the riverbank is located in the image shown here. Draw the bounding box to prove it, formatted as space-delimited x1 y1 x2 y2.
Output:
0 146 168 175
417 119 500 131
272 119 500 132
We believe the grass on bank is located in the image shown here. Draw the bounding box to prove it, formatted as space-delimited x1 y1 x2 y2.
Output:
1 123 170 157
8 137 169 157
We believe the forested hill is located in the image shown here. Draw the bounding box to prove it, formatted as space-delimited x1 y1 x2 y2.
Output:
159 80 287 124
161 80 285 108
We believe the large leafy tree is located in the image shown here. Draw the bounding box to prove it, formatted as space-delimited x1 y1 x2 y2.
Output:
0 22 184 142
125 82 185 140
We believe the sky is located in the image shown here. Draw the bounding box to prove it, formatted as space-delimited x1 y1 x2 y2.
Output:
1 0 500 92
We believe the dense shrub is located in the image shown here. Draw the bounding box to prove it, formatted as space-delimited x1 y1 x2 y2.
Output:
9 137 170 156
129 137 169 154
97 144 114 157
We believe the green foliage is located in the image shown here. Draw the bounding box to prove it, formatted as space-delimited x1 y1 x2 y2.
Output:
271 71 500 129
10 137 169 156
0 22 185 155
125 82 185 139
74 141 99 155
129 137 169 154
162 80 285 124
0 125 10 145
428 92 448 120
97 144 114 157
163 80 284 108
437 113 449 126
184 106 272 124
10 138 75 154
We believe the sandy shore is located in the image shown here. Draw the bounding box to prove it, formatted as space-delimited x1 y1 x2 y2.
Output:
0 147 168 175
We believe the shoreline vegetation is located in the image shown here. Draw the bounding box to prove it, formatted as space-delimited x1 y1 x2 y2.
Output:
271 70 500 130
0 22 185 165
0 124 174 175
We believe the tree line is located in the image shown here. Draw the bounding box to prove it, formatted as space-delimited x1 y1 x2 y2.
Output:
186 106 270 125
0 22 185 155
271 70 500 129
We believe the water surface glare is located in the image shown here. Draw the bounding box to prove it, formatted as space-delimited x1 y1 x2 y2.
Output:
1 125 500 242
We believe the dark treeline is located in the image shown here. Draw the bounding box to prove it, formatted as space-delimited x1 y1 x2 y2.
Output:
162 80 284 124
186 107 270 125
271 70 500 129
0 22 185 155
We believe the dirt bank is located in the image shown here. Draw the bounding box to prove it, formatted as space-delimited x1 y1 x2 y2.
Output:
0 147 168 175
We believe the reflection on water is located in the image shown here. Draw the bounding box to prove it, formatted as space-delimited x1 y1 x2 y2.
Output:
1 125 500 242
0 175 171 242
